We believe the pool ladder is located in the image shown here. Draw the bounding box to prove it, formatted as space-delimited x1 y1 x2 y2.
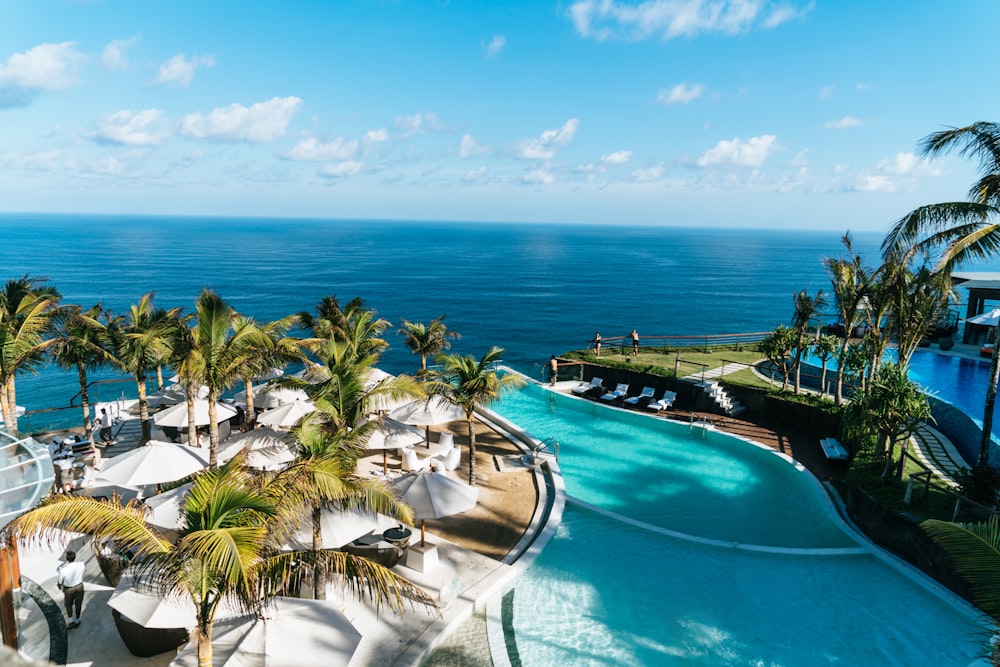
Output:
689 413 712 437
523 437 559 466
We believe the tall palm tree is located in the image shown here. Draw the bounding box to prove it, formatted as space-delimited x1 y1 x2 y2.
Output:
236 315 302 428
0 276 61 430
432 347 525 487
398 316 461 375
812 333 840 397
883 122 1000 467
3 457 432 667
823 235 869 404
49 304 112 431
790 289 826 394
278 419 413 599
884 260 956 368
106 293 180 444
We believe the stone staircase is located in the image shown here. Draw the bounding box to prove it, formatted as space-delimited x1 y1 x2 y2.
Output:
688 379 746 417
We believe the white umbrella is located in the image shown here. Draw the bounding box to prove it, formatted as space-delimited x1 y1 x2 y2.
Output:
171 597 363 667
284 507 399 550
96 441 209 487
148 384 209 405
391 470 478 546
109 572 197 629
364 417 425 475
153 399 238 429
218 428 297 469
388 396 464 447
235 384 310 410
254 367 285 382
967 308 1000 326
256 400 316 429
143 482 193 531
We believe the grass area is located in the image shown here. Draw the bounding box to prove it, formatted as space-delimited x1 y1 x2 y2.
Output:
564 347 764 379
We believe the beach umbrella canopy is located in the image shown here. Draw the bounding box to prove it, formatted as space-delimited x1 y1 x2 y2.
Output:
109 572 197 629
388 396 463 447
967 308 1000 326
390 470 478 545
256 400 316 429
148 384 209 405
218 427 297 469
254 367 285 382
153 399 238 428
171 597 362 667
142 482 193 531
364 417 425 475
235 384 310 410
96 441 209 487
284 507 399 551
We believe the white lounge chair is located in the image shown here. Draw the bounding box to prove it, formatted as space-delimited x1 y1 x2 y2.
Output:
646 391 678 412
624 386 656 406
432 447 461 472
436 432 454 452
600 383 629 402
402 447 431 472
572 377 604 396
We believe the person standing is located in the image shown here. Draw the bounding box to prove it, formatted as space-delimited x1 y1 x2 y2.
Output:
630 329 639 356
99 408 114 446
549 355 559 385
593 332 602 357
56 550 86 628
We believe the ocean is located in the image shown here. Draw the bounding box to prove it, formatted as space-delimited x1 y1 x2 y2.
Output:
0 213 969 431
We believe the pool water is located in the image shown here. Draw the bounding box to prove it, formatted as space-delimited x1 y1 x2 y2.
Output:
492 382 990 666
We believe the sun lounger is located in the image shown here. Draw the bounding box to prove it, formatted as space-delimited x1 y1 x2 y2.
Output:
624 386 656 407
572 377 604 396
402 447 431 472
819 437 849 461
645 391 678 412
600 383 629 402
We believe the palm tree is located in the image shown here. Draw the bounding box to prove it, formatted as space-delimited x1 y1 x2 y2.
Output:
49 304 112 431
432 347 525 486
759 325 797 391
278 419 413 599
922 516 1000 622
106 293 180 444
823 236 869 404
0 276 61 430
791 289 827 394
3 457 432 667
236 315 302 428
398 316 461 376
812 333 840 397
883 122 1000 468
884 260 955 368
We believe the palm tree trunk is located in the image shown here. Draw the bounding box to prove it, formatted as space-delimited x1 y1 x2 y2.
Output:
186 383 198 447
196 624 213 667
978 325 1000 467
835 338 849 405
156 365 164 391
793 335 803 394
77 363 91 431
466 416 477 487
820 361 828 397
137 376 151 444
312 505 325 600
6 377 18 432
208 389 219 468
243 378 256 427
0 376 12 429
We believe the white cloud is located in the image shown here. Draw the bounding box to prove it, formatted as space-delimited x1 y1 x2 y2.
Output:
394 112 443 137
657 83 704 105
180 97 302 142
0 42 85 106
101 37 138 70
601 150 632 165
855 175 896 193
633 165 664 181
95 109 170 146
485 35 506 57
364 128 388 143
568 0 809 41
697 134 778 167
463 166 488 182
515 118 580 160
877 152 926 175
459 134 490 158
319 161 363 178
154 54 216 88
824 116 864 130
285 137 358 161
522 170 555 185
819 85 835 100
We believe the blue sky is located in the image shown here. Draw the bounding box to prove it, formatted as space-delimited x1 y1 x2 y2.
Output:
0 0 996 230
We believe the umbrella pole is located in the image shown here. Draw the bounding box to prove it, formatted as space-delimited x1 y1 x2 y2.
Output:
383 450 388 476
420 519 426 547
425 425 431 449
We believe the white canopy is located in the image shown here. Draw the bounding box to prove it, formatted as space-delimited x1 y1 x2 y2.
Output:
153 399 238 428
96 441 209 487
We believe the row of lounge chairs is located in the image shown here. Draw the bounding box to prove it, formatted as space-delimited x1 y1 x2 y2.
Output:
571 377 677 412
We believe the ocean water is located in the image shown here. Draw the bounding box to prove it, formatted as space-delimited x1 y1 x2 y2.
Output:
0 212 977 429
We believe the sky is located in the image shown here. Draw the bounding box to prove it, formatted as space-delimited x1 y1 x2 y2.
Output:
0 0 997 231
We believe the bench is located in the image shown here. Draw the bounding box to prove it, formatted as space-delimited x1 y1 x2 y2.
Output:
819 437 849 461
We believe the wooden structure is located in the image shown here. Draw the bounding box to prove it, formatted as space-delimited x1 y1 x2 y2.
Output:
953 272 1000 344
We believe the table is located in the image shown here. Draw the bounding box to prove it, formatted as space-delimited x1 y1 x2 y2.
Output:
382 526 412 550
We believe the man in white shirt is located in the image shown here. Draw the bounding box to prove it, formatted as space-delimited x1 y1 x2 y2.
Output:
99 408 114 446
56 550 86 627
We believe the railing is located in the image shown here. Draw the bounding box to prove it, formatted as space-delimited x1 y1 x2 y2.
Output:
902 451 999 521
591 332 772 355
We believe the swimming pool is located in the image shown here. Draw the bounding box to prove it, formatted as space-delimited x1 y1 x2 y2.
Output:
490 381 990 666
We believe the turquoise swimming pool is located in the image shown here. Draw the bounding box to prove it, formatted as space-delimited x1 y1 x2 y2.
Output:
491 381 990 666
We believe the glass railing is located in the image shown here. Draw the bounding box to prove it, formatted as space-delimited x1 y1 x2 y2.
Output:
0 429 54 527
